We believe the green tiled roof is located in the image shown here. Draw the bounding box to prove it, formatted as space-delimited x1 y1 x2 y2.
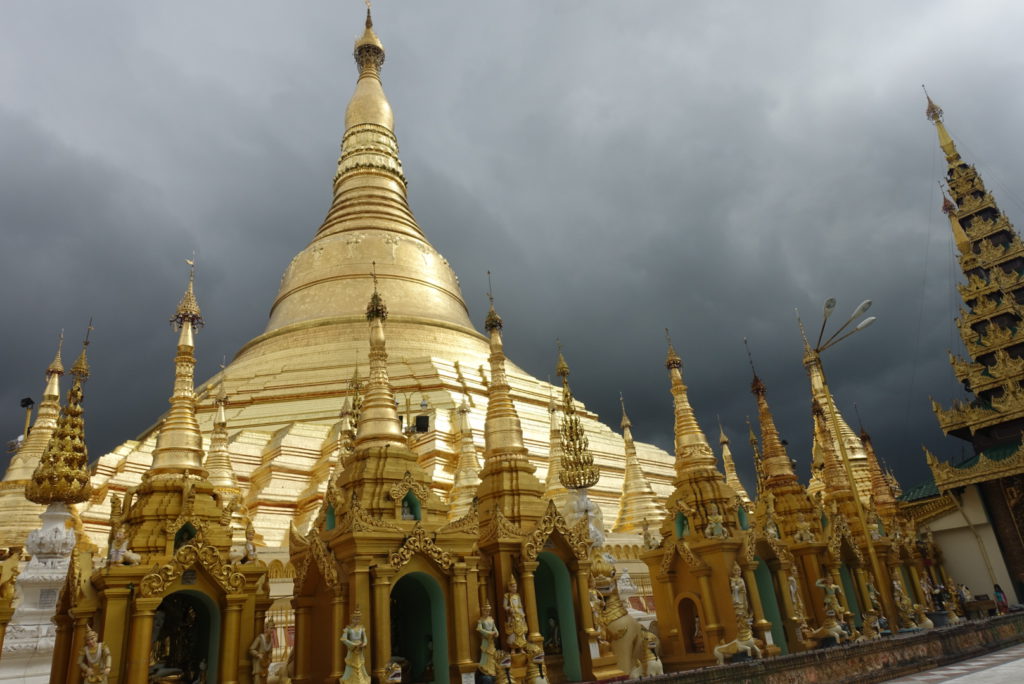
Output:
900 479 938 502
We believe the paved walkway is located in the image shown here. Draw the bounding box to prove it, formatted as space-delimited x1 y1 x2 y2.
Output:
885 641 1024 682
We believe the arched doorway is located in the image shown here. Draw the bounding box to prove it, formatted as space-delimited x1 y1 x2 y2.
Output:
390 572 448 684
149 590 220 681
753 558 788 653
675 597 704 654
535 552 582 682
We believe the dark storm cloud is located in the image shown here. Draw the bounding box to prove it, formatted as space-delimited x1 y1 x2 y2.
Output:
4 1 1024 494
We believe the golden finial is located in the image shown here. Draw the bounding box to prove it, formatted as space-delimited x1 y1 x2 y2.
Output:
744 337 766 395
717 415 729 444
665 328 682 369
26 322 94 505
923 85 943 123
366 262 388 321
484 271 503 332
47 330 65 376
555 339 570 379
71 319 92 379
354 1 385 72
619 392 631 429
171 255 203 330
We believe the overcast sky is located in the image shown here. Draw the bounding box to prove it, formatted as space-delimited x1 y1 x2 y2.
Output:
4 1 1024 495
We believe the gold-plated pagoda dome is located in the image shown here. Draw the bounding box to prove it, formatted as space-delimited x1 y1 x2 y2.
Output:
239 5 476 360
26 331 93 505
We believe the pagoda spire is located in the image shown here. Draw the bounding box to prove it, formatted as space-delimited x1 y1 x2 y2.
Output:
26 325 93 505
204 384 239 495
476 289 545 529
746 417 764 497
354 266 405 448
924 89 961 162
3 333 64 485
926 92 1024 445
664 329 717 477
150 261 207 477
613 394 664 533
718 419 751 505
448 398 481 520
660 329 736 540
859 425 898 521
801 336 872 503
750 372 800 486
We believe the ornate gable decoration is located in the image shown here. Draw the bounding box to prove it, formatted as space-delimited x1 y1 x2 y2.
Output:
659 538 709 575
140 539 245 597
522 500 589 561
388 471 431 504
437 500 480 536
927 443 1024 491
161 478 208 536
335 496 401 535
307 530 340 589
479 510 527 546
388 523 454 572
826 511 864 566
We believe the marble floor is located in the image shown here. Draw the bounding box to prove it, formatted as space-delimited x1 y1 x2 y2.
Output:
884 641 1024 683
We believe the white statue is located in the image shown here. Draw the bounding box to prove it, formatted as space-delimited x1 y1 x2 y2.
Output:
78 626 112 684
107 527 140 567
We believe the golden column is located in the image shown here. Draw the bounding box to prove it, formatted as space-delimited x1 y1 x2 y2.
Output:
293 598 314 683
741 561 771 640
371 566 394 680
331 586 347 680
696 570 723 644
520 559 543 645
451 564 473 671
127 597 162 683
220 594 247 684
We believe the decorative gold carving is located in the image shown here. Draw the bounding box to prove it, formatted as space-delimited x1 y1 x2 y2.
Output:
479 510 526 546
521 499 590 561
437 500 479 536
926 443 1024 491
140 539 245 597
958 191 995 216
387 471 431 505
307 530 340 588
990 382 1024 413
388 523 454 572
826 511 864 566
659 538 709 575
335 498 401 535
26 338 93 505
957 272 994 302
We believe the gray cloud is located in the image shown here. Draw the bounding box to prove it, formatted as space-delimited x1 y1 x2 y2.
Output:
4 1 1024 495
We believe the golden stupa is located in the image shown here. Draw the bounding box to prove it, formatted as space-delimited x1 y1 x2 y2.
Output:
0 10 962 682
63 9 677 558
